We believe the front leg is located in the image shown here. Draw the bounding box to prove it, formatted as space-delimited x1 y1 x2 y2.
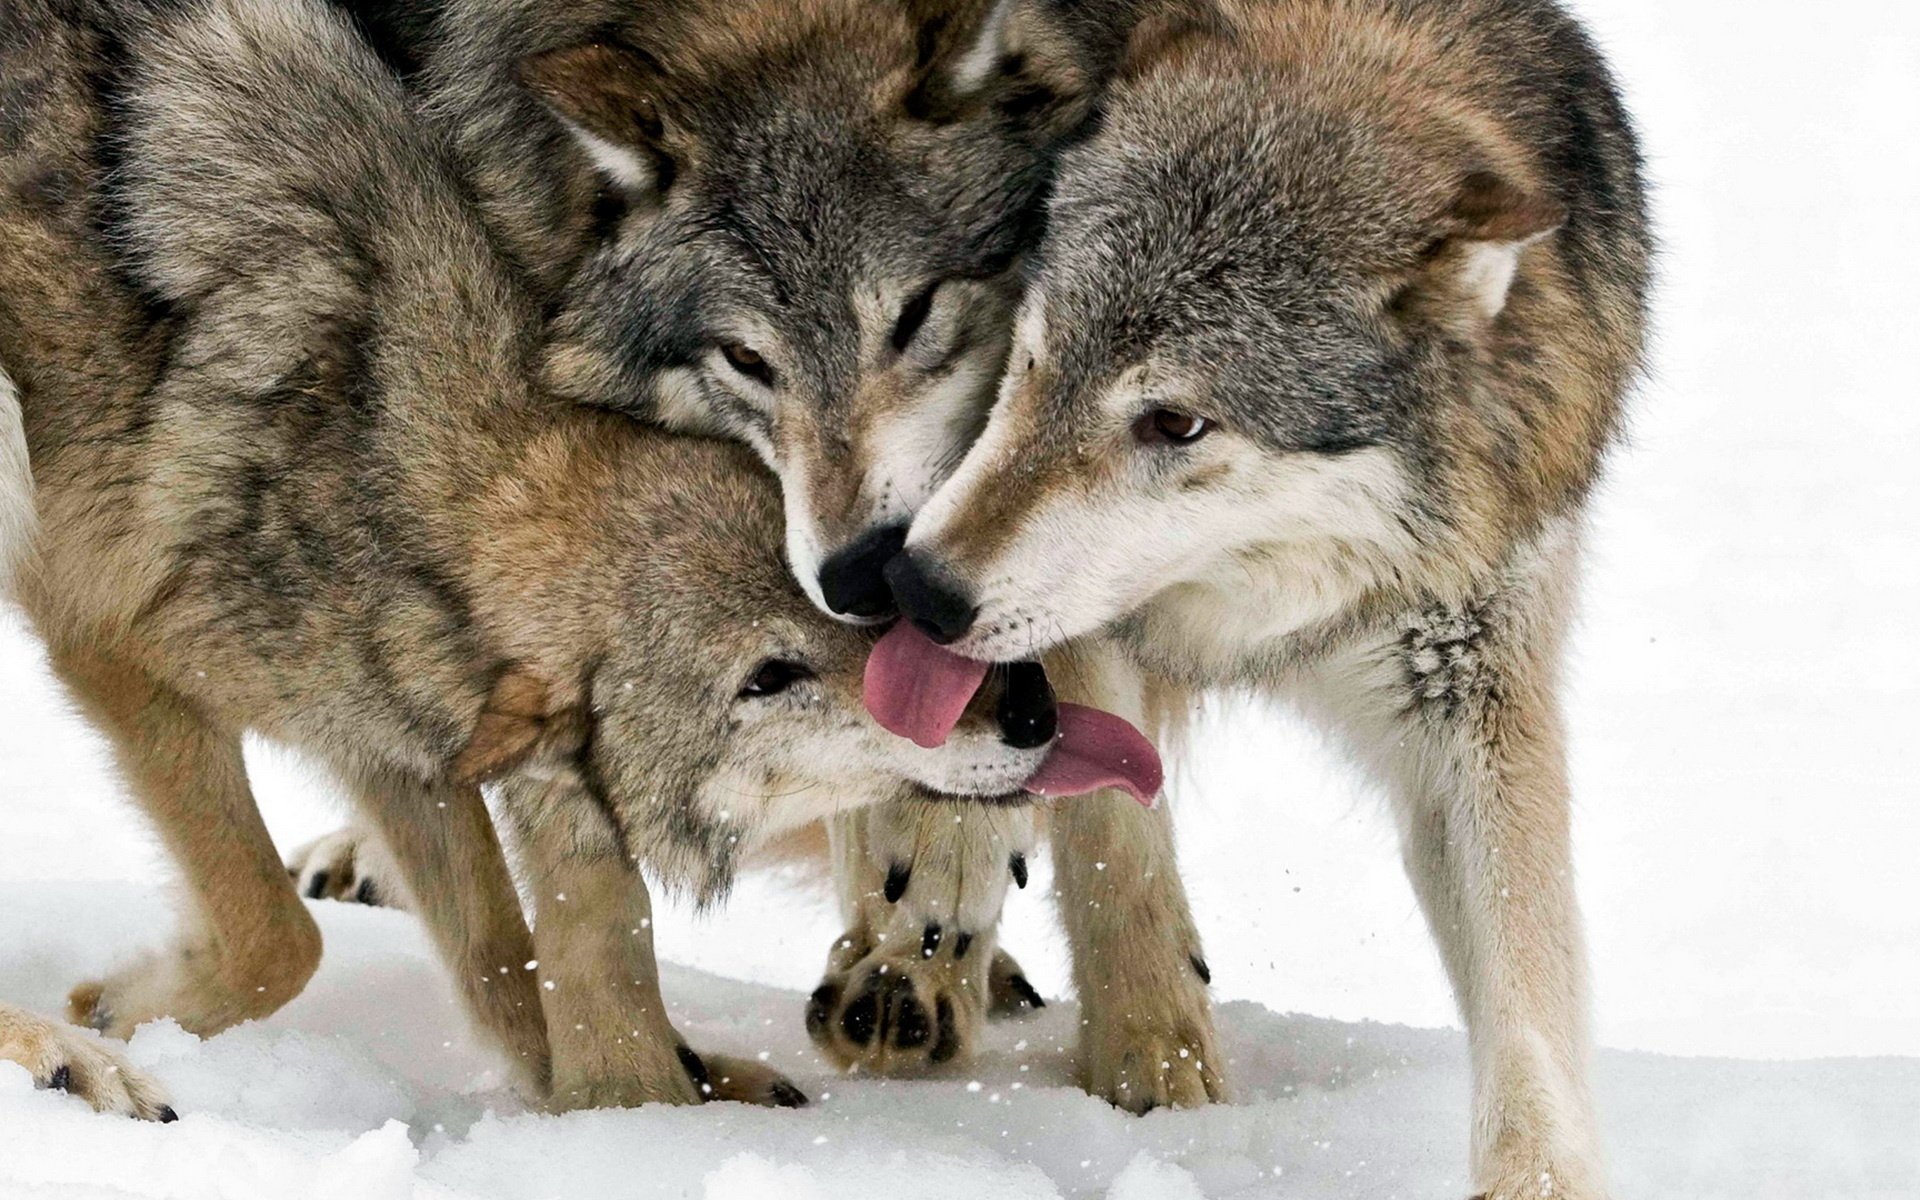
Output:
1049 645 1222 1112
500 778 804 1111
1316 545 1606 1199
343 770 550 1093
51 647 321 1040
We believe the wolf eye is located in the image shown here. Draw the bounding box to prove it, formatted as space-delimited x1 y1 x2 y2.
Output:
1135 409 1212 446
740 659 813 698
891 283 939 353
720 342 776 388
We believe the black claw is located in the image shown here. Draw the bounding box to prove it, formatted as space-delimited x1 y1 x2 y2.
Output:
930 996 961 1064
840 990 879 1046
47 1064 71 1092
805 982 840 1039
157 1105 179 1124
676 1044 713 1095
305 870 330 900
920 923 942 958
1190 953 1212 985
1008 852 1028 889
884 862 911 903
893 993 933 1049
952 931 973 960
768 1080 809 1109
1009 974 1045 1010
353 877 378 906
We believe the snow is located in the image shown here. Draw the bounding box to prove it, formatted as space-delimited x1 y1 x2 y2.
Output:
3 0 1919 1194
3 883 1916 1199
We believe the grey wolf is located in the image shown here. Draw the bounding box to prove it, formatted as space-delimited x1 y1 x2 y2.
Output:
884 0 1652 1193
313 0 1225 1105
0 0 1083 1117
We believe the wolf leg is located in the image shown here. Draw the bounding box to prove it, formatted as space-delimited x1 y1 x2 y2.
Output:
497 777 804 1111
807 800 1037 1075
1048 645 1222 1112
0 1004 174 1120
344 769 550 1093
1319 538 1605 1200
51 648 322 1039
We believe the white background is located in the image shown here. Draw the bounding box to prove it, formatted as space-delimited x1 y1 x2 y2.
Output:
2 4 1918 1195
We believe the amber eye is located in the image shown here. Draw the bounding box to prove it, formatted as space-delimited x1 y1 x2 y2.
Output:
1135 408 1213 445
740 659 813 698
721 342 776 387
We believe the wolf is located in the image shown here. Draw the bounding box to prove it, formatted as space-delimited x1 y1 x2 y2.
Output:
300 0 1226 1105
879 0 1652 1193
0 0 1100 1117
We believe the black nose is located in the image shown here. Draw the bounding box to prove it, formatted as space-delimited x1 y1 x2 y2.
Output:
884 550 978 645
818 523 909 619
996 661 1057 749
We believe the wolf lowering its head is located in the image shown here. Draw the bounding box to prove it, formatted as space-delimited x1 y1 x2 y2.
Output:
397 0 1096 619
893 0 1651 675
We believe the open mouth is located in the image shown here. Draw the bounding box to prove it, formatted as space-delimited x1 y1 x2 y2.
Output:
864 623 1163 806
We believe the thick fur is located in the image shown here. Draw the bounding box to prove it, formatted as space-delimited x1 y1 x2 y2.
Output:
0 0 1056 1115
343 0 1038 595
900 0 1650 1194
323 0 1223 1104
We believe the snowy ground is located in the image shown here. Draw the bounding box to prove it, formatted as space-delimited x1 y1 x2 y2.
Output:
3 884 1917 1200
3 0 1918 1195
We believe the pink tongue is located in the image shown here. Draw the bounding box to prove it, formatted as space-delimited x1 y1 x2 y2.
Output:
1023 703 1163 808
864 621 991 749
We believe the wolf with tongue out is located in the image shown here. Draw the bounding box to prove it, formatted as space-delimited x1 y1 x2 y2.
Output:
261 0 1226 1103
884 0 1651 1194
865 626 1163 806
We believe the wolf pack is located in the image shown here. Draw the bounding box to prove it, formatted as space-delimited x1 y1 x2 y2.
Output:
0 0 1650 1195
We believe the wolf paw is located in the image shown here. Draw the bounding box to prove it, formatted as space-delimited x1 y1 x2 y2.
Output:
807 930 1039 1075
547 1045 806 1112
285 824 404 908
1081 972 1224 1113
699 1053 809 1108
0 1005 176 1120
70 917 320 1041
1469 1161 1607 1200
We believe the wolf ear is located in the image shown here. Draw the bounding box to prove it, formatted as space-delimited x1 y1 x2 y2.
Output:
450 667 588 786
1405 172 1567 324
942 0 1226 141
516 41 679 192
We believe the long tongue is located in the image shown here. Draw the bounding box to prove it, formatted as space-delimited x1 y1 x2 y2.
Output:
862 622 1164 806
864 621 991 749
1023 702 1163 807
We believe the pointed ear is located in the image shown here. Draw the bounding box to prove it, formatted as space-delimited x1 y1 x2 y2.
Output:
940 0 1226 140
515 41 678 192
1412 172 1567 323
450 668 586 786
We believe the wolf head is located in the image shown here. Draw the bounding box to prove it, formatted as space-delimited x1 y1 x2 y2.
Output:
501 0 1086 620
453 427 1061 902
892 0 1641 674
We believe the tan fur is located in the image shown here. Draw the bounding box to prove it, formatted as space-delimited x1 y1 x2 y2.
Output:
0 0 1055 1116
0 1004 173 1120
893 0 1650 1189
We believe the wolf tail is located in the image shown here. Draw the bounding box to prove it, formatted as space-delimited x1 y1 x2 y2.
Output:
0 360 33 595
